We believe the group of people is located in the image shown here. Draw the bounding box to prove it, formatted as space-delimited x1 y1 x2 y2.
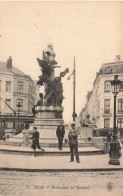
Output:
30 121 80 163
56 121 80 163
30 114 122 161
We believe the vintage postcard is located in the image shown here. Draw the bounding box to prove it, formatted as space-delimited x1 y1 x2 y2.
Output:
0 1 123 196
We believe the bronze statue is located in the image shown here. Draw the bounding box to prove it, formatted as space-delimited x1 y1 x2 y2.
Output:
35 44 69 118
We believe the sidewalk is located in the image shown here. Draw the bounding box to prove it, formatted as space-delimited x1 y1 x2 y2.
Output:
0 150 123 172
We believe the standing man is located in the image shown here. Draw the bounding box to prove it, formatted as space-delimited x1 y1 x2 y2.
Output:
56 121 65 150
68 122 80 163
30 127 45 156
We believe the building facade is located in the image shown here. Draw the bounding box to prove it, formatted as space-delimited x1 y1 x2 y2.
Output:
0 57 39 137
77 56 123 131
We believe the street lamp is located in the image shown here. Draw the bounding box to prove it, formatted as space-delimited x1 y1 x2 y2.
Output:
17 102 21 134
109 75 121 165
67 57 77 121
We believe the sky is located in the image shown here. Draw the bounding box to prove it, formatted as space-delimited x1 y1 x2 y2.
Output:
0 1 123 123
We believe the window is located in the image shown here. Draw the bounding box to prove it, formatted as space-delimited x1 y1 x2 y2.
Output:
104 99 110 113
104 118 110 128
5 121 13 129
6 81 11 92
117 118 123 128
118 99 123 113
18 82 23 93
104 81 110 92
120 81 123 91
0 122 4 129
17 99 23 111
5 99 11 108
0 80 1 91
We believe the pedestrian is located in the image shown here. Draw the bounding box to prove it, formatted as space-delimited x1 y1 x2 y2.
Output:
30 127 45 156
56 121 65 150
68 122 80 163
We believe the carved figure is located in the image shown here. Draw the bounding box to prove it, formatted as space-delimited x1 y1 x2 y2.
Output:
43 78 63 107
37 46 60 85
37 44 69 109
37 58 54 85
83 114 96 127
32 93 43 116
44 69 68 107
37 93 43 106
44 43 56 62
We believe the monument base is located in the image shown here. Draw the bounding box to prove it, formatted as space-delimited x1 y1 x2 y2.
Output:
29 106 65 139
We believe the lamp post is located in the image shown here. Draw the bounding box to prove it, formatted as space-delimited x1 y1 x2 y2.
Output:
67 57 77 122
17 102 21 134
109 75 121 165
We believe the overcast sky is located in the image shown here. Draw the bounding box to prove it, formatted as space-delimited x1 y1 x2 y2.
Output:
0 1 123 123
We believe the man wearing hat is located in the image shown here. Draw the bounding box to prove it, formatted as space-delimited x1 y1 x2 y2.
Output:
56 121 65 150
30 127 45 155
68 122 80 163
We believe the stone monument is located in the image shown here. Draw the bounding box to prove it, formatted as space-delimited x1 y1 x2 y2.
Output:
30 44 69 139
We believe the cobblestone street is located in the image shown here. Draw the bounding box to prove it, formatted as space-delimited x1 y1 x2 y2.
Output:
0 171 123 196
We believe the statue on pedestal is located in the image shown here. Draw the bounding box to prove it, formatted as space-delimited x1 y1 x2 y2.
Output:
36 44 69 118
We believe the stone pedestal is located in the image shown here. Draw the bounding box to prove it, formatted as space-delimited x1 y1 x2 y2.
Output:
79 127 93 139
4 129 16 140
30 106 64 139
22 129 34 146
93 137 109 154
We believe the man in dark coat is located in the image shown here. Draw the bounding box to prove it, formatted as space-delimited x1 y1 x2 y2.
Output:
68 122 80 163
30 127 45 156
56 121 65 150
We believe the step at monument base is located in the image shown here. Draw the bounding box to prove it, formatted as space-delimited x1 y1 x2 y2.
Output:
0 139 93 148
0 145 103 156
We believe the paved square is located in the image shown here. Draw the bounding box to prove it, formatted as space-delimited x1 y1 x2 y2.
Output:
0 171 123 196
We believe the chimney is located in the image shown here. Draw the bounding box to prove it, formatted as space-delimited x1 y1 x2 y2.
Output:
7 56 12 69
115 55 120 62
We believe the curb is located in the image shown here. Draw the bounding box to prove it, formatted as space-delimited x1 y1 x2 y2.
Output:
0 167 123 172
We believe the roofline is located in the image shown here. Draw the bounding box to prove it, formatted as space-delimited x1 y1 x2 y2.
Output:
0 71 36 84
87 73 123 104
102 61 123 66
